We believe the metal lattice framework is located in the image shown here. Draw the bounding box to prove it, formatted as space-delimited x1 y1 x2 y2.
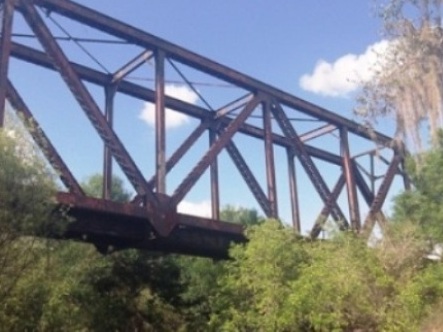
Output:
0 0 409 257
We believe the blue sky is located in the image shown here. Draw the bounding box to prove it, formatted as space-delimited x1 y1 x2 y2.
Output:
6 0 404 232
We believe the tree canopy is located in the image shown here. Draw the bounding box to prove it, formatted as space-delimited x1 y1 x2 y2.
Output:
81 173 132 202
0 127 58 304
357 0 443 149
393 131 443 241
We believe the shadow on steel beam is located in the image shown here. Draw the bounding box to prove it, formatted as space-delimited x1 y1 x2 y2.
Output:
56 192 245 259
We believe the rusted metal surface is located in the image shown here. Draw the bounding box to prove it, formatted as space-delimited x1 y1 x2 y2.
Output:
271 102 347 224
362 154 402 234
0 0 407 257
103 84 116 200
300 124 337 143
263 100 278 218
352 160 375 205
18 1 158 203
310 174 346 238
155 50 166 194
170 95 262 207
58 192 244 258
28 0 393 146
9 43 345 166
111 50 153 84
6 81 84 195
224 137 272 217
209 129 220 220
340 128 360 230
287 149 301 232
0 0 15 126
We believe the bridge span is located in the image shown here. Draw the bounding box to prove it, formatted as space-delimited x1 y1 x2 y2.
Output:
0 0 408 257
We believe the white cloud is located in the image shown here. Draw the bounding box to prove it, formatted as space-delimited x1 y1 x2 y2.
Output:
177 200 212 218
139 84 198 129
299 40 390 97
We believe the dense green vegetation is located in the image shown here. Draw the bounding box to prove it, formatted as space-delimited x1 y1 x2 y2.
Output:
2 126 443 331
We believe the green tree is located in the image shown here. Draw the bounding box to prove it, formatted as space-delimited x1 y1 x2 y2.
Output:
76 174 186 330
393 133 443 241
0 127 58 304
74 249 185 332
176 205 264 331
209 220 307 331
209 219 443 331
81 173 132 202
221 204 264 226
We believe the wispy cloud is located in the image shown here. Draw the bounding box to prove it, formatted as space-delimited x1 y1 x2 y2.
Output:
299 40 390 97
139 84 198 129
177 200 212 218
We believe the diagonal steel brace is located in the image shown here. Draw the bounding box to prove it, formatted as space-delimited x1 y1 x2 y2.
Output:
271 101 347 224
18 1 157 203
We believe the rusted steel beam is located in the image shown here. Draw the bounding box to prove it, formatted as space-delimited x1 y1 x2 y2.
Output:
0 0 15 126
362 154 402 234
271 102 347 224
397 142 411 191
19 2 157 203
6 80 84 195
131 120 214 205
111 49 153 84
57 192 245 258
10 43 345 167
31 0 393 146
352 159 375 205
400 158 411 191
215 93 254 119
155 50 166 194
263 100 278 218
103 84 116 200
209 129 220 219
370 154 376 193
310 174 346 238
57 190 243 236
224 138 272 217
148 120 211 189
171 95 262 207
352 146 384 159
287 149 301 232
300 124 336 143
340 128 360 230
168 58 214 112
377 153 410 184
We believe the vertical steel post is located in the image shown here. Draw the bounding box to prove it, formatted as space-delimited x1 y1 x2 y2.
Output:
263 100 278 218
370 153 375 193
155 50 166 194
271 102 347 224
287 149 300 232
209 129 220 219
340 127 360 230
103 84 116 200
398 142 411 191
401 159 411 191
171 95 261 207
0 0 14 126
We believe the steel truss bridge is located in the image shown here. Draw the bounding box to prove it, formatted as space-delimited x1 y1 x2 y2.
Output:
0 0 409 258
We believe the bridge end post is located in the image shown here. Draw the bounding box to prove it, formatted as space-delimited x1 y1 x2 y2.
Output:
0 0 15 126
